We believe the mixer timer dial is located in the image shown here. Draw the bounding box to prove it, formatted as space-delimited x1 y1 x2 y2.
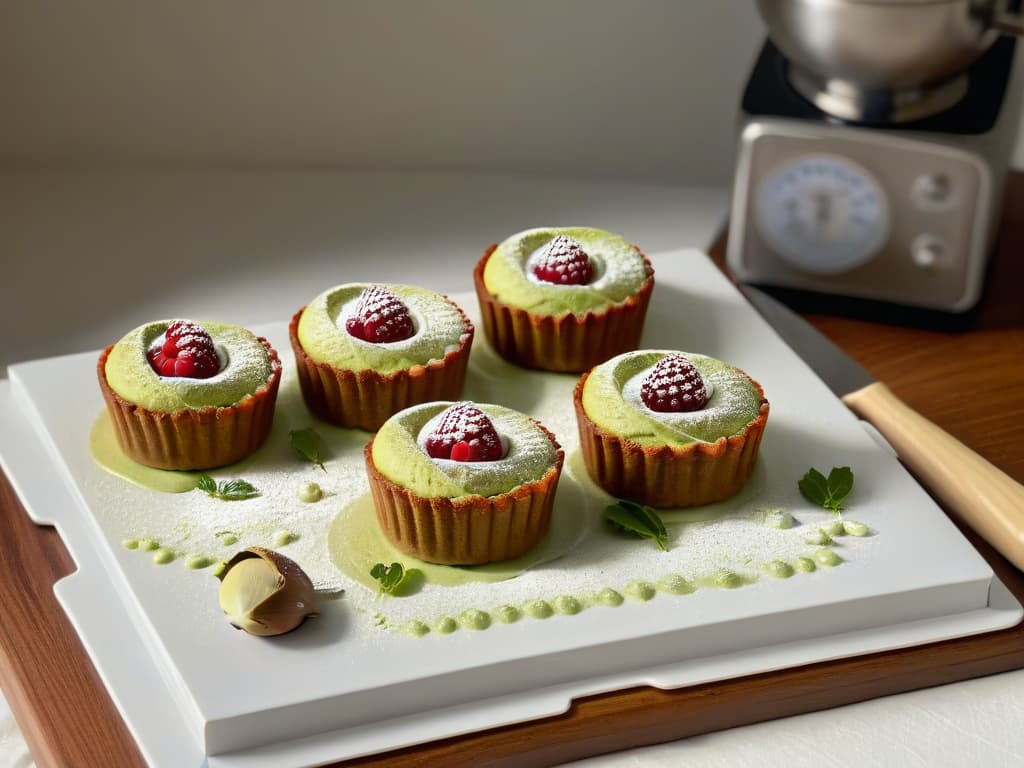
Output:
754 154 891 275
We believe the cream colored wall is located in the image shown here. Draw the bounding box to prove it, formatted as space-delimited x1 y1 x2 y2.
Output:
0 1 764 182
0 2 1020 180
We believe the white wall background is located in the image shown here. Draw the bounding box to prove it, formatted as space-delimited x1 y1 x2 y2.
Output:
0 1 767 183
2 1 1022 178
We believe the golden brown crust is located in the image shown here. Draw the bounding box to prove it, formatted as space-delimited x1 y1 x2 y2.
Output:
364 422 565 565
97 338 282 471
289 301 474 431
473 243 655 373
573 370 769 508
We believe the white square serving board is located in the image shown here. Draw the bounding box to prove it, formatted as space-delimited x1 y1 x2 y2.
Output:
0 250 1019 768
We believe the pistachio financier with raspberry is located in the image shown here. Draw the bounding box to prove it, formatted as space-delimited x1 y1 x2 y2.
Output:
474 226 654 372
366 401 564 565
574 350 769 508
98 319 282 470
291 284 473 431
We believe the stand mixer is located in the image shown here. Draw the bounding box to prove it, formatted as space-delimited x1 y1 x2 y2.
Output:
727 0 1024 318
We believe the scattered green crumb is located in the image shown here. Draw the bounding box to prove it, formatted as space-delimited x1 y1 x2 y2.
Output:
814 548 843 567
273 530 298 547
794 556 817 573
297 481 323 504
595 588 624 607
714 571 744 589
804 529 834 546
493 605 521 624
122 538 139 550
766 560 795 579
554 596 583 615
458 609 492 630
657 574 695 595
185 555 216 570
402 620 430 638
434 616 458 634
152 548 175 565
625 580 657 601
524 600 554 619
843 520 869 537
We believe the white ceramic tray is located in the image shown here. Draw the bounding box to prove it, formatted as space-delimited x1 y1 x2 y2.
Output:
0 250 1019 768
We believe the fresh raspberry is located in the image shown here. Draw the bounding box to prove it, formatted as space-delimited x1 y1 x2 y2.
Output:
423 403 504 462
640 354 708 412
531 234 594 285
345 286 415 343
147 320 220 379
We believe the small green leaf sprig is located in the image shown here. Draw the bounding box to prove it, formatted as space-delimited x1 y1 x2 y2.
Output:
798 466 854 515
196 474 260 501
370 562 414 595
603 499 669 551
290 428 326 471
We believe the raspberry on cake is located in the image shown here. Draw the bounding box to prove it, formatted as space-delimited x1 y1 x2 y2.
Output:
290 283 474 431
98 319 282 470
365 401 564 565
574 350 769 508
474 226 654 372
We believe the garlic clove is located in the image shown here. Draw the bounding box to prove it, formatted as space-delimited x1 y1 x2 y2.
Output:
217 547 320 637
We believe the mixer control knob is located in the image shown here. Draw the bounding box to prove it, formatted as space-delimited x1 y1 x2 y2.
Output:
910 234 947 269
911 173 953 210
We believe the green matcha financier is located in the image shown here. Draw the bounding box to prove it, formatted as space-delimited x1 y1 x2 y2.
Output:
474 226 655 372
290 283 474 431
574 350 769 508
98 319 282 470
365 401 564 565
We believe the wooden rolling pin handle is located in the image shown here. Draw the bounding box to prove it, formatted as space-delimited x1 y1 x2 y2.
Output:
843 381 1024 572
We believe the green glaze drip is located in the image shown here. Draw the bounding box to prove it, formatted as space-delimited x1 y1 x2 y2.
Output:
434 617 458 634
554 596 584 615
402 620 430 638
274 530 298 547
219 533 238 546
212 561 228 579
657 574 695 595
458 609 492 630
595 588 625 607
138 538 159 551
186 555 216 570
152 548 175 565
814 548 843 567
625 581 656 602
843 520 869 537
524 600 554 619
766 560 794 579
122 538 139 550
297 481 323 503
90 411 201 493
794 556 817 573
493 605 522 624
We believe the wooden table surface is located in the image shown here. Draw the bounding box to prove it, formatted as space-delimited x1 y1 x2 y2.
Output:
1 173 1022 768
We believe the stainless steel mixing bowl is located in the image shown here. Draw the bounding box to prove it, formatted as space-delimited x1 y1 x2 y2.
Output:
756 0 1024 121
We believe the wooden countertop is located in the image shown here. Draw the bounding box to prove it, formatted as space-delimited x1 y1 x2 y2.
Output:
1 172 1022 767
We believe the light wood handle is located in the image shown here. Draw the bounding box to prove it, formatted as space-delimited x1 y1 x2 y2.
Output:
843 381 1024 571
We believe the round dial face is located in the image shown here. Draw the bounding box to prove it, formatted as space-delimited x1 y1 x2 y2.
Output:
754 154 890 275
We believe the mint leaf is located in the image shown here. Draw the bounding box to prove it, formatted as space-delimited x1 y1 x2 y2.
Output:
799 466 854 515
290 428 326 471
603 500 669 551
196 474 217 495
371 562 407 594
196 474 259 501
